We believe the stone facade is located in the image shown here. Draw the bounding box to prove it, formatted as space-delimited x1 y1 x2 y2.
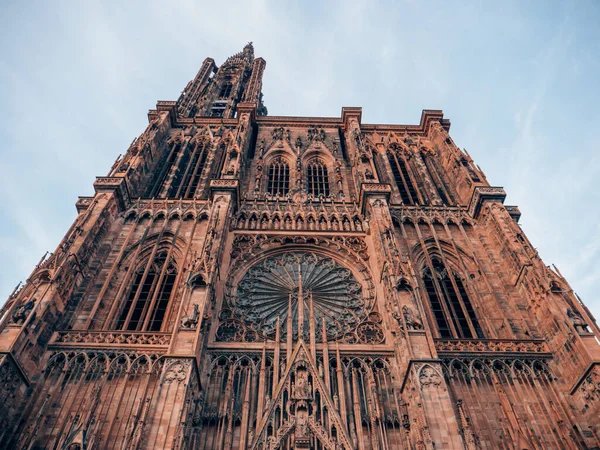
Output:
1 43 599 449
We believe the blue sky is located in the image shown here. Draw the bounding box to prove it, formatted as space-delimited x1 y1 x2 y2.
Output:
1 0 599 319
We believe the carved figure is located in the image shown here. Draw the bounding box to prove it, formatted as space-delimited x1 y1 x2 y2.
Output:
293 370 311 399
181 304 200 330
402 305 423 330
11 299 34 325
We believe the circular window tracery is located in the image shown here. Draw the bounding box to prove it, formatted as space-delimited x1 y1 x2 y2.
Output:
231 251 370 340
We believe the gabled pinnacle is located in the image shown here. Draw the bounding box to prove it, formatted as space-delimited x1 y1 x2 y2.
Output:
250 339 353 450
244 41 254 59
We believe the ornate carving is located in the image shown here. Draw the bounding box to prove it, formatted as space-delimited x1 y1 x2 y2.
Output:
434 338 548 355
230 234 371 266
234 199 366 233
579 366 600 403
0 357 24 404
11 299 35 325
390 205 474 226
52 331 171 348
307 126 326 143
402 306 423 331
419 365 442 388
164 360 191 384
181 304 200 330
228 252 371 341
355 322 384 344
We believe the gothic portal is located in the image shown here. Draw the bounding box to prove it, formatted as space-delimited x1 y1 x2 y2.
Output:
1 43 599 450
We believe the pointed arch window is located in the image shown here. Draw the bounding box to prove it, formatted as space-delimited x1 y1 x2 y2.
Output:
422 153 452 205
176 140 210 199
307 160 330 198
422 257 482 338
387 150 418 205
149 140 183 198
116 251 177 332
219 82 233 99
267 160 290 196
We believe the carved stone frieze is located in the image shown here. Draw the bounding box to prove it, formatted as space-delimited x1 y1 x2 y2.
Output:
51 330 171 349
434 338 548 355
234 200 367 233
123 198 210 221
230 233 371 266
390 205 474 226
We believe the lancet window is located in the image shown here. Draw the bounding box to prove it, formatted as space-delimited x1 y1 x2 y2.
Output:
387 150 419 205
422 257 482 338
422 153 452 205
175 140 209 199
267 160 290 196
306 160 330 198
149 140 183 197
116 250 177 332
219 82 233 99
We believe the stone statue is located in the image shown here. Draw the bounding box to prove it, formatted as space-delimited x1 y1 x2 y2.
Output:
293 370 311 399
11 299 34 325
181 304 200 330
402 305 423 330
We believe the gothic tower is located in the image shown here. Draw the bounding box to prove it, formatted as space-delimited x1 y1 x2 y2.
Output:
1 44 599 449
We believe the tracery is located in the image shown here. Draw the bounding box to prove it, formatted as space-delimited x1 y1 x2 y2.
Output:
115 250 177 332
306 160 330 198
229 252 369 341
267 159 290 197
422 256 482 339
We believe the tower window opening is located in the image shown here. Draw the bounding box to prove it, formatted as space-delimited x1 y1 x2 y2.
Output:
422 154 452 205
267 160 290 196
422 257 482 339
307 160 330 198
115 251 177 332
151 141 182 197
388 151 418 205
219 82 233 98
178 141 209 199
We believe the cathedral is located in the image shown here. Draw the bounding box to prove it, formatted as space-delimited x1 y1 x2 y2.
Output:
1 43 600 450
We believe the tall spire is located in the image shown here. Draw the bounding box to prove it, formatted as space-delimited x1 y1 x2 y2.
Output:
176 43 265 119
223 42 255 67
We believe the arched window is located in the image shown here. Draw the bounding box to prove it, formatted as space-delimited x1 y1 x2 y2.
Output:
422 153 452 205
267 160 290 196
306 160 330 198
116 251 177 331
219 82 233 99
176 140 209 199
387 150 418 205
422 257 482 338
148 140 183 197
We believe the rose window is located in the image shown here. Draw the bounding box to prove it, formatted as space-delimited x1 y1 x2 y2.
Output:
231 252 369 340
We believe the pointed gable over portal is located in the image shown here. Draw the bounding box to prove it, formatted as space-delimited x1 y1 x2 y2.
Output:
251 340 353 450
